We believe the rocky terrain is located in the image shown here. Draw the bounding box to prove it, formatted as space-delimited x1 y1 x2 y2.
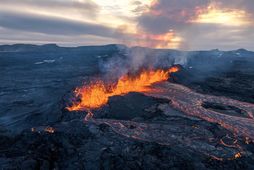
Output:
0 44 254 169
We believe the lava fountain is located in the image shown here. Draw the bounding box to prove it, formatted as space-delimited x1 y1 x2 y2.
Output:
66 66 180 111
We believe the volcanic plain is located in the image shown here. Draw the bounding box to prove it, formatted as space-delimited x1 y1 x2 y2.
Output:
0 44 254 170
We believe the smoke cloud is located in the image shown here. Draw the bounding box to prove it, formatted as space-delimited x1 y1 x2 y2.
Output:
99 45 184 81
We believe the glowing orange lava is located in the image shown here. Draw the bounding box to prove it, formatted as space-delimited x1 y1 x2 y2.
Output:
67 66 180 110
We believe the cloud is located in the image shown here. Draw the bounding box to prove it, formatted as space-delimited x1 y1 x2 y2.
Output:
180 23 254 50
0 0 141 47
1 0 99 18
135 0 212 48
214 0 254 13
137 0 254 35
131 1 149 15
135 0 254 50
0 10 117 38
0 0 253 50
137 0 210 34
0 27 118 46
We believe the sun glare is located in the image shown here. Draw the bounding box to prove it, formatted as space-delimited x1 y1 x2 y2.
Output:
192 7 251 26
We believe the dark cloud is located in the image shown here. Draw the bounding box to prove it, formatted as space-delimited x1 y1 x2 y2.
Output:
0 11 116 38
137 0 254 35
138 14 186 34
136 0 254 50
215 0 254 12
137 0 210 34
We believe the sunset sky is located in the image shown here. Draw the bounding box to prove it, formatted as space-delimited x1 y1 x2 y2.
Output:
0 0 254 50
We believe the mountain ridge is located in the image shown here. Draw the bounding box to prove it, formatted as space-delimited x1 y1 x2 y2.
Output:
0 43 253 53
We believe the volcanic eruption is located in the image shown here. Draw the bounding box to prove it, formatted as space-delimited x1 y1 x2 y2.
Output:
67 66 180 111
1 0 254 169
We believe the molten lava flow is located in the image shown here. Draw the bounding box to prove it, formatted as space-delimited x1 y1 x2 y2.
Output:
44 127 55 133
67 66 180 111
234 152 242 159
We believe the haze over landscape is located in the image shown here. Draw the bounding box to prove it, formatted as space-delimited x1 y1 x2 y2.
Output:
1 0 254 50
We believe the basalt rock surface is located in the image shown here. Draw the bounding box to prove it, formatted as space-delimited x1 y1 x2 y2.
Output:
1 45 254 170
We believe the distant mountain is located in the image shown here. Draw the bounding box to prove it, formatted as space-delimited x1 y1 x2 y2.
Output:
0 44 253 53
0 44 60 52
0 44 126 52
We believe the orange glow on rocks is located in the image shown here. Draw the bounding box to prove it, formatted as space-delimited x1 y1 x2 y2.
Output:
234 152 242 159
44 127 55 133
67 66 180 110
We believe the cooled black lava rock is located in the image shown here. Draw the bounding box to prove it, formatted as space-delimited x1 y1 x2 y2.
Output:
202 102 250 118
94 92 170 121
170 59 254 103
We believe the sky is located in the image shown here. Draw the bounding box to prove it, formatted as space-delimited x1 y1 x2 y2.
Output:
0 0 254 50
